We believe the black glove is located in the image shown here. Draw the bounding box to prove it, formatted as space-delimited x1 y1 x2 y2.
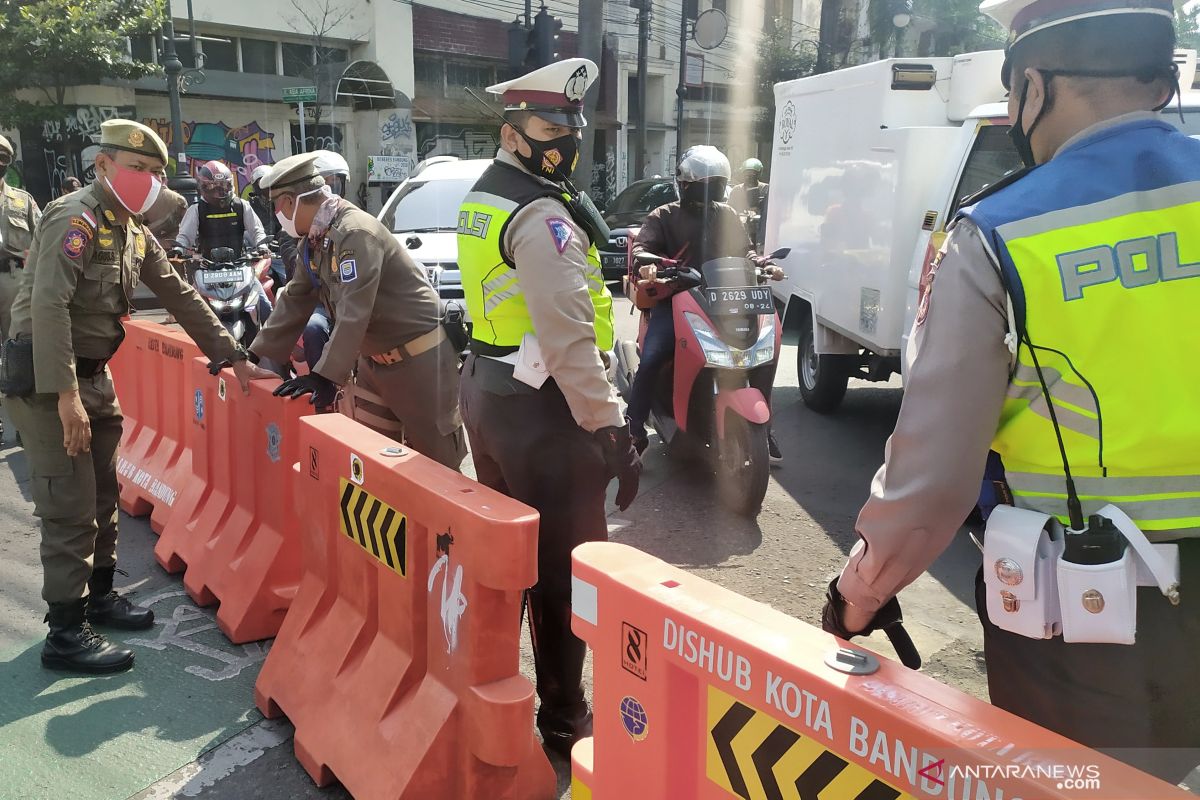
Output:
593 424 642 511
207 347 258 376
820 578 922 670
273 372 338 409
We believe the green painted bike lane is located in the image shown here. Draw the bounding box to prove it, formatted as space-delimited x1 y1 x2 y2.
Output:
0 587 270 800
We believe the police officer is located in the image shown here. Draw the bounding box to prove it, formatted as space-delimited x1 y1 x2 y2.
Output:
0 135 41 442
822 0 1200 782
6 120 263 674
175 160 268 259
248 152 466 469
457 58 642 757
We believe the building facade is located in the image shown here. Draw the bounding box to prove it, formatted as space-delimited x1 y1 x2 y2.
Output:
3 0 815 211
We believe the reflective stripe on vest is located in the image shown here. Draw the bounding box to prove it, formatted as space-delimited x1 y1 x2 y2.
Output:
963 119 1200 538
458 178 614 351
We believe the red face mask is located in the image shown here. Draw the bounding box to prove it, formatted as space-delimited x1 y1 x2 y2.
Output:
104 162 163 215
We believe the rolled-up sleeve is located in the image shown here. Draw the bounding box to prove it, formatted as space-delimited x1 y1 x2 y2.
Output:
838 220 1012 612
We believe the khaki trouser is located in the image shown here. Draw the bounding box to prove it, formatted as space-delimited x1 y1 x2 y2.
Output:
348 338 466 471
7 370 122 603
0 266 21 339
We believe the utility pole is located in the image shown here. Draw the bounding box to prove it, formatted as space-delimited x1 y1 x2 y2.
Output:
576 0 605 193
525 0 532 27
633 0 650 179
160 19 187 176
675 3 689 164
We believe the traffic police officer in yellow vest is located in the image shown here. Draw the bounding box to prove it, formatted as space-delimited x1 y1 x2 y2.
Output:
821 0 1200 782
0 134 41 442
458 57 642 757
6 120 261 675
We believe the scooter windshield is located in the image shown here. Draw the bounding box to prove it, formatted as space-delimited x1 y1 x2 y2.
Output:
700 257 756 289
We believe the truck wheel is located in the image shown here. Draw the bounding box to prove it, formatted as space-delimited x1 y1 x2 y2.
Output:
715 416 770 516
798 320 850 414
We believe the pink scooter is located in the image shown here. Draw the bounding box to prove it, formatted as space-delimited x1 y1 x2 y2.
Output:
614 248 788 515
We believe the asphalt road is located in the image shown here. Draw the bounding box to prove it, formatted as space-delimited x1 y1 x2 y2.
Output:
0 296 1036 800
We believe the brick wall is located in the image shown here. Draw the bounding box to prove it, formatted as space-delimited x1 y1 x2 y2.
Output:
412 4 578 60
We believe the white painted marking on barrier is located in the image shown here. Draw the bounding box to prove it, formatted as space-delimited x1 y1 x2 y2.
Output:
428 554 468 655
135 719 292 799
572 576 598 625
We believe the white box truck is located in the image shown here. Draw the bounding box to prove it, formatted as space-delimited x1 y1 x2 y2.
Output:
764 50 1200 413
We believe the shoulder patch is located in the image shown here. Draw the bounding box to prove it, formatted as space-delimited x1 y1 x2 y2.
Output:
545 217 573 255
915 247 947 327
10 194 26 210
69 216 95 235
339 258 357 282
62 227 89 259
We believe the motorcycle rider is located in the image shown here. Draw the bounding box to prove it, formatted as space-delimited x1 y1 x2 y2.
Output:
628 145 784 462
728 157 769 216
175 160 269 259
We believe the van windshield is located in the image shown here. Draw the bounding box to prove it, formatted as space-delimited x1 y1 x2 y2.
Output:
381 177 478 233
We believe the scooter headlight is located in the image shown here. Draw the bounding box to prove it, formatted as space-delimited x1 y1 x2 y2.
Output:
208 297 229 312
750 314 776 366
684 312 734 367
683 312 775 369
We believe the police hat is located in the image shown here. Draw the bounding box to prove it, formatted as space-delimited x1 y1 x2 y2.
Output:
486 57 598 128
100 119 168 165
262 152 326 197
0 134 12 159
981 0 1178 47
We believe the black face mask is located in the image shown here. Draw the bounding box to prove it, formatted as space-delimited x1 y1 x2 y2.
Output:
1009 75 1048 169
514 130 579 183
680 178 728 209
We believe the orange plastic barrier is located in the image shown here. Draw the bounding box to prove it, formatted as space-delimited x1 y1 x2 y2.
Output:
109 320 201 533
153 358 312 642
255 414 555 799
571 542 1191 800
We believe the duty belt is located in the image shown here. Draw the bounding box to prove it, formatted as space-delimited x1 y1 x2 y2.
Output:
369 326 446 366
468 340 519 358
75 356 110 378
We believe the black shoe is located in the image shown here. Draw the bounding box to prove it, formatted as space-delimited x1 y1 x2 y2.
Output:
768 431 783 467
86 566 154 630
537 704 592 760
42 599 134 673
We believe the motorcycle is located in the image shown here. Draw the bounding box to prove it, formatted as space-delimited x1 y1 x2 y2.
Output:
187 245 275 347
614 248 789 515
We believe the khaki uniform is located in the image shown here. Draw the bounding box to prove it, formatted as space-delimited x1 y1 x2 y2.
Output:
7 182 241 603
0 182 41 336
250 200 465 469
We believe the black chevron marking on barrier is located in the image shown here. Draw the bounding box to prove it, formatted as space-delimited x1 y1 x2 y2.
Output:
855 781 901 800
393 516 407 575
796 749 849 800
339 482 356 540
378 507 396 568
712 701 756 799
363 498 382 557
752 725 801 800
352 491 369 548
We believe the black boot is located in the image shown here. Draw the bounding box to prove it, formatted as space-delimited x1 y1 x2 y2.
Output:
42 598 134 673
527 588 592 759
86 566 154 630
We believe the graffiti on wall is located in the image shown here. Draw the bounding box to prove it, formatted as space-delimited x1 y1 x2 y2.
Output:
290 124 343 157
590 146 618 210
416 124 497 161
21 105 136 202
379 111 414 155
142 119 279 197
